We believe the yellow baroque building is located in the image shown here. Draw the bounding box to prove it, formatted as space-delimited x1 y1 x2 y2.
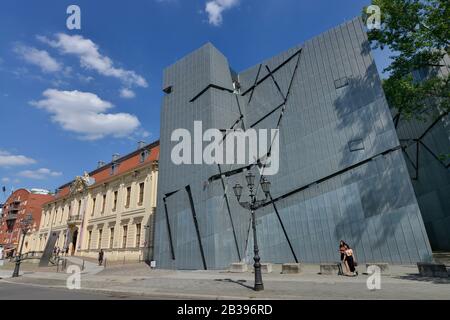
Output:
35 141 159 262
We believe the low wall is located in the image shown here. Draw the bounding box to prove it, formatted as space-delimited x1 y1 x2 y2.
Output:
78 248 145 262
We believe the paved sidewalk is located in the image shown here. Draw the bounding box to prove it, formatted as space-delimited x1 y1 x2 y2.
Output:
0 270 14 279
65 256 104 275
1 263 449 300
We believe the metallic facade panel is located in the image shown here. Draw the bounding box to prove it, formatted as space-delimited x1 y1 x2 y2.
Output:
154 17 434 269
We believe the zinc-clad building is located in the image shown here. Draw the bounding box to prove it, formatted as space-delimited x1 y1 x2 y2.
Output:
154 17 433 270
395 55 450 251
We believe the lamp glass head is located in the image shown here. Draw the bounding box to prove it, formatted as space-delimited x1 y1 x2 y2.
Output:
261 178 271 195
233 184 243 200
245 172 256 187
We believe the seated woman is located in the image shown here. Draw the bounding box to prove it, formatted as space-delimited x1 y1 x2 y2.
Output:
343 244 358 276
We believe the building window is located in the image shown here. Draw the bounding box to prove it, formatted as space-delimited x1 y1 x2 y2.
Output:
140 150 149 163
101 194 106 214
98 229 103 249
113 191 118 211
138 183 144 206
87 230 92 250
334 77 349 89
109 227 114 249
92 197 96 216
122 225 128 248
348 139 365 152
163 85 173 94
135 223 141 248
125 187 131 208
110 162 119 175
77 200 82 216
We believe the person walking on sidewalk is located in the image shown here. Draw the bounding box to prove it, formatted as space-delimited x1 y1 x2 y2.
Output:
98 249 104 266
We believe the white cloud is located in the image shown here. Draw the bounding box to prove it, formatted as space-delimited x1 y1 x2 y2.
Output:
13 44 62 73
77 74 94 83
119 88 136 99
30 89 141 140
0 150 37 167
18 168 62 180
1 177 10 183
38 34 148 88
205 0 239 26
130 128 151 141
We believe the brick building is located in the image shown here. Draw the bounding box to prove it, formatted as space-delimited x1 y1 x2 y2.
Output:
0 188 53 257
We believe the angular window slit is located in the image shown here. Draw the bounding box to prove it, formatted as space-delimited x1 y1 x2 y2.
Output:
163 86 173 94
348 139 365 152
334 77 349 89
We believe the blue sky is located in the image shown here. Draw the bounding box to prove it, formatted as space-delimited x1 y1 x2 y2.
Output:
0 0 391 199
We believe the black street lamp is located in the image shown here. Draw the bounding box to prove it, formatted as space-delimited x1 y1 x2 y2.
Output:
233 173 271 291
12 214 34 278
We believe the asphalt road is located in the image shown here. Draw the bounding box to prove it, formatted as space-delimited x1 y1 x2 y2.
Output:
0 281 151 300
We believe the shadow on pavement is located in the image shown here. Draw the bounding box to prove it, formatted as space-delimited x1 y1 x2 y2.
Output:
215 278 254 290
393 274 450 285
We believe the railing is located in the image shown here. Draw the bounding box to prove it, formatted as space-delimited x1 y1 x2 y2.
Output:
8 251 42 262
6 213 18 221
68 215 82 223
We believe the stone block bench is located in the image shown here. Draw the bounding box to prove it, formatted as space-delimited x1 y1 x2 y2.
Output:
261 263 273 274
417 262 448 278
229 263 248 273
320 263 342 275
282 263 302 274
250 263 273 274
366 263 390 275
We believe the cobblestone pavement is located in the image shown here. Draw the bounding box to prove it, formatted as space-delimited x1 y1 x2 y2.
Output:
1 262 449 300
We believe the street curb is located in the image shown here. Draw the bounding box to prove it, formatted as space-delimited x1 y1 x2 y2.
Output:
0 279 275 300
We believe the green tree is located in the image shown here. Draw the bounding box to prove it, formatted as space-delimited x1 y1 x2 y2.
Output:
363 0 449 120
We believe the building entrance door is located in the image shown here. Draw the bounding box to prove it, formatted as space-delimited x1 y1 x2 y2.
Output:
71 229 78 256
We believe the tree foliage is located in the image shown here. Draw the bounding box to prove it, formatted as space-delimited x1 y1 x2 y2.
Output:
363 0 449 119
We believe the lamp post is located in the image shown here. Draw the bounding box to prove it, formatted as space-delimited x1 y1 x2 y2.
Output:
233 172 271 291
12 214 34 278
